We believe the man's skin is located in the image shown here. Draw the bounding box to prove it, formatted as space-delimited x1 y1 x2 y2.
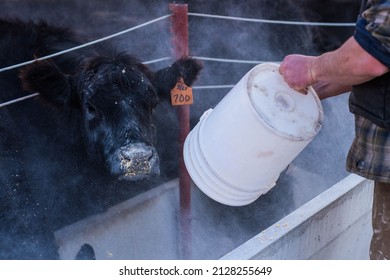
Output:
279 37 389 99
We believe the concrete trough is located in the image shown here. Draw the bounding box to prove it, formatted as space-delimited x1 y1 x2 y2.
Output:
55 174 373 260
221 175 373 260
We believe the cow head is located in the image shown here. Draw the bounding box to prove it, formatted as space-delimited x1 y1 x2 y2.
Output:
20 53 202 181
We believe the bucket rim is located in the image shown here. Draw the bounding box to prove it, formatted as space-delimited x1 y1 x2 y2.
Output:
246 62 324 142
184 119 275 206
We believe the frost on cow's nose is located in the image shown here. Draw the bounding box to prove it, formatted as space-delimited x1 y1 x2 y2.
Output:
109 142 160 181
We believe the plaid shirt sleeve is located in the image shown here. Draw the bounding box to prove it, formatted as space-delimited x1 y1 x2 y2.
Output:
354 0 390 67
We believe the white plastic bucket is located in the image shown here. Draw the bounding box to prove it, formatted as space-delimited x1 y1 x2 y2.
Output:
184 63 323 206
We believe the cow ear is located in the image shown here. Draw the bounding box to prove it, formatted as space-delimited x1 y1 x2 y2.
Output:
154 57 202 101
19 60 80 109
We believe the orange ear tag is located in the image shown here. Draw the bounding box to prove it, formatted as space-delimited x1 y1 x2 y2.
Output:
170 77 193 106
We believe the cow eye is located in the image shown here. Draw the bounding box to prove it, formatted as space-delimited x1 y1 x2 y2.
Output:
86 103 98 118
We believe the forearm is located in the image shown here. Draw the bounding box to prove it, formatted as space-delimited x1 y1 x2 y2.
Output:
279 37 389 93
312 37 389 86
312 81 351 100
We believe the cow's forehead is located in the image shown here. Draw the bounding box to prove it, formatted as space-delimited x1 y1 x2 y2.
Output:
81 64 155 100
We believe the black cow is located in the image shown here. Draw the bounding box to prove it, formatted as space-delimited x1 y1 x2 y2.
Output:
0 19 201 259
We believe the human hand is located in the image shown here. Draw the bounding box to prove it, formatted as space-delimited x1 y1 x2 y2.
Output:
279 55 316 93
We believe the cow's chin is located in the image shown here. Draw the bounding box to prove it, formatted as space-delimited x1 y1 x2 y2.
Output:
107 143 160 181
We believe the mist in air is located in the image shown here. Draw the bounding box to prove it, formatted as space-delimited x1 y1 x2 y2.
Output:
0 0 359 259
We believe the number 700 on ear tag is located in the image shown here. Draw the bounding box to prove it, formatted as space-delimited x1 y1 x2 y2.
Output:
170 77 193 106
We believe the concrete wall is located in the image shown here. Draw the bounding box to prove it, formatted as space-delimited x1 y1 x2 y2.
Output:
55 175 373 260
221 175 373 260
55 180 181 260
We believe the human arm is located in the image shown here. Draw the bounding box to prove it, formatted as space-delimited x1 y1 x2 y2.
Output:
279 37 389 94
312 81 352 100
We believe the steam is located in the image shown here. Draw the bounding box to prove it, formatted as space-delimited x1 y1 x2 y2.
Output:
0 0 356 260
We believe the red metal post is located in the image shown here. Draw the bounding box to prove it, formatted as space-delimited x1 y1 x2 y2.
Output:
169 3 192 259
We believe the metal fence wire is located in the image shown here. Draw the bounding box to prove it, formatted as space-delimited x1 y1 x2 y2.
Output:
0 11 355 108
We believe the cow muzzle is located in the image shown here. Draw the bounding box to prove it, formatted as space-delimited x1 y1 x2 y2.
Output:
108 143 160 181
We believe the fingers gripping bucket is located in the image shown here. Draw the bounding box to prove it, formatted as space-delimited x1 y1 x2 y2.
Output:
184 63 323 206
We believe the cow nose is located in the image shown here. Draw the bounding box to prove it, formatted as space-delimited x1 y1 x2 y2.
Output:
116 143 160 180
121 146 153 161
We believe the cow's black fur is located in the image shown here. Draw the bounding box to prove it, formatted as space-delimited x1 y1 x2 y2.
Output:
0 19 201 259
